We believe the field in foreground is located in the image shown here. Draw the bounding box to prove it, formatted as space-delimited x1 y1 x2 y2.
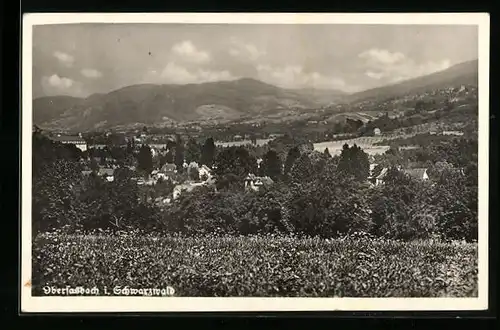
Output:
32 233 478 297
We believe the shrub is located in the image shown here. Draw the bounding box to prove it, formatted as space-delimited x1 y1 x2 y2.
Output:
164 187 292 236
286 175 373 237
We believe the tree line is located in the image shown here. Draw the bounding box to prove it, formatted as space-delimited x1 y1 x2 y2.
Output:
32 127 478 242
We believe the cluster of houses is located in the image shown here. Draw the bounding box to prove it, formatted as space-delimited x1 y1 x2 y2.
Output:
368 163 429 186
49 134 88 152
50 130 273 204
50 132 436 208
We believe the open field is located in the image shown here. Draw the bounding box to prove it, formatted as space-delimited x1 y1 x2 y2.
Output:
313 133 420 155
33 232 477 297
216 139 272 147
215 134 420 154
313 141 390 155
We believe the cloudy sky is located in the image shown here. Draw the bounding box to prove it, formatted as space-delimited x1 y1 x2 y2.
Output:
32 24 478 98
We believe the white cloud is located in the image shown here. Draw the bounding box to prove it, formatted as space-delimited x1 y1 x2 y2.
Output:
145 62 236 85
365 71 385 80
53 51 74 67
41 74 85 96
359 48 452 83
46 74 74 88
81 68 103 79
229 37 266 61
256 64 348 91
359 48 406 65
171 40 211 64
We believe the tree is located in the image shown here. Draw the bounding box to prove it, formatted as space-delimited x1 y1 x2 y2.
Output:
250 133 257 145
137 145 153 174
414 100 425 113
214 146 257 190
164 149 174 164
290 153 314 183
89 158 99 172
32 159 86 233
336 143 370 181
200 137 216 167
214 146 257 178
174 134 185 172
187 162 200 181
166 139 177 151
260 149 282 181
427 161 455 181
165 187 292 236
324 148 331 158
309 150 329 175
427 164 477 241
464 162 478 187
287 173 372 237
185 137 201 164
368 167 438 240
79 166 141 230
126 139 134 155
284 146 301 176
32 130 82 171
444 98 453 111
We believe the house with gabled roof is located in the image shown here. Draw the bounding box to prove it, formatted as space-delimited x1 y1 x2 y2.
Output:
198 164 212 181
375 167 388 186
172 177 217 200
441 130 464 136
371 166 429 186
98 168 115 182
160 163 177 174
81 170 93 176
244 173 274 192
368 164 386 186
403 168 429 181
81 167 115 182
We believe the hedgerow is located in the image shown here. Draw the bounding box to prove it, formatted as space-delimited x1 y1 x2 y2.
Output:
32 232 478 297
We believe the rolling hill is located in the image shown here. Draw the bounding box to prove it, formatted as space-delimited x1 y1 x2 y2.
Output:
33 78 345 132
33 59 478 132
286 87 347 105
346 59 478 102
33 95 84 124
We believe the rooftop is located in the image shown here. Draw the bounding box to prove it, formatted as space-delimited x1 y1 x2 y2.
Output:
199 164 212 171
245 173 274 185
161 163 177 172
376 167 388 179
403 168 428 179
50 135 86 143
98 168 115 176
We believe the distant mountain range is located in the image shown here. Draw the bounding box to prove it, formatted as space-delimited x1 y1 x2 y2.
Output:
33 78 347 131
346 59 478 102
33 59 478 132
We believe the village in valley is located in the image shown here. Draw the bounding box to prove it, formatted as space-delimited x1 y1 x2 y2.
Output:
48 127 430 201
37 82 476 212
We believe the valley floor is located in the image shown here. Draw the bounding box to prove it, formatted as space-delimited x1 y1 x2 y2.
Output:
32 232 478 297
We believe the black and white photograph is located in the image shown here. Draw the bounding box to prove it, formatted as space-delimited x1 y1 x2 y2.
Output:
21 13 489 312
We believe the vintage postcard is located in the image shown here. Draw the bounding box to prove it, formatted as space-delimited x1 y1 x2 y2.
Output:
21 13 490 313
